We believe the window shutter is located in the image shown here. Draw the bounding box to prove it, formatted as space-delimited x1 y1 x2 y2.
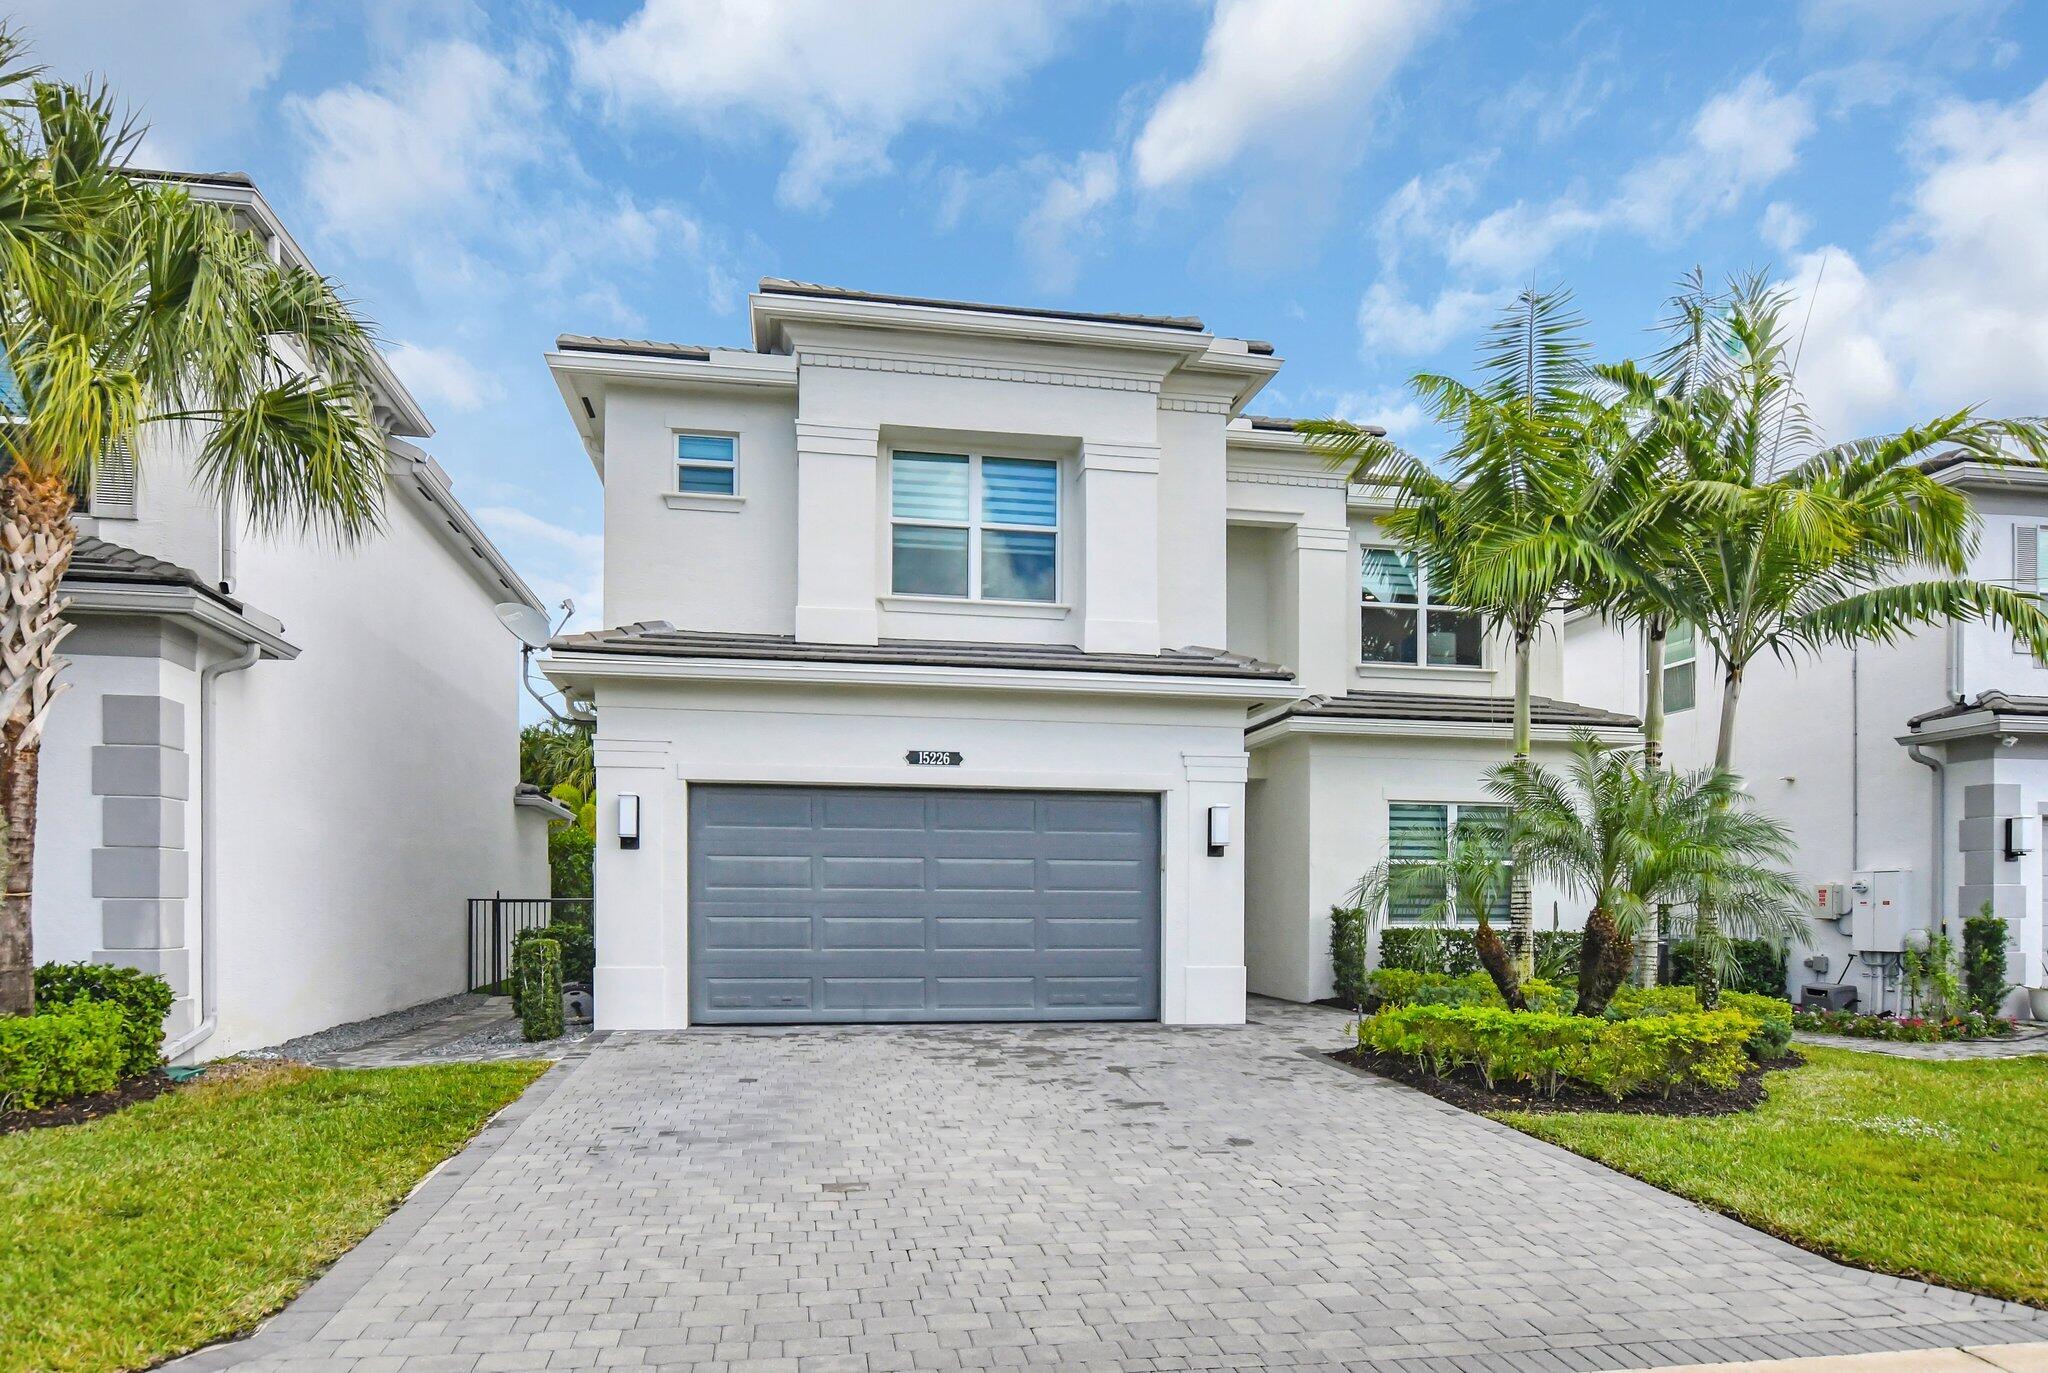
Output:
2017 525 2039 657
88 437 137 520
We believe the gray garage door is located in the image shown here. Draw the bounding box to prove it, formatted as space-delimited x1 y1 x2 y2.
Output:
688 785 1161 1023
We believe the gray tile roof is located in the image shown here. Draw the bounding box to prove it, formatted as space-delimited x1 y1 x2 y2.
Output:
66 535 241 609
1272 690 1639 728
551 623 1292 680
1908 690 2048 727
757 278 1206 333
554 334 715 362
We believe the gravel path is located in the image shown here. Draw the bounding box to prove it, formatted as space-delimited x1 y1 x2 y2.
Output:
243 992 591 1067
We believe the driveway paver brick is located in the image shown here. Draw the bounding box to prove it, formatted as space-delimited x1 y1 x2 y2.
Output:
171 999 2048 1373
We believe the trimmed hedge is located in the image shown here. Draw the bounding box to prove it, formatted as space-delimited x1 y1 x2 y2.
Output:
1376 927 1582 979
549 825 594 900
0 1000 127 1109
1667 938 1788 996
1330 905 1369 1006
34 961 174 1077
515 920 593 991
516 937 564 1042
1359 1002 1756 1100
1364 968 1569 1014
1363 972 1792 1062
1961 912 2011 1016
1609 984 1794 1060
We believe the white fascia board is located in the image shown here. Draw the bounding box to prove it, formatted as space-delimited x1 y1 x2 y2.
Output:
750 290 1215 361
1245 713 1638 750
386 437 544 611
516 789 577 822
1898 712 2048 746
1177 343 1283 415
540 649 1301 704
1928 461 2048 495
64 584 302 660
545 349 799 482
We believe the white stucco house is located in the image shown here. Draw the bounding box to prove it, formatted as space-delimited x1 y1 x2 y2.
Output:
541 279 1634 1030
1564 454 2048 1018
34 171 555 1062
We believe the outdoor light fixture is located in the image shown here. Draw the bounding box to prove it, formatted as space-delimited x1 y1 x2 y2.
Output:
2005 816 2031 863
618 793 641 850
1207 804 1232 857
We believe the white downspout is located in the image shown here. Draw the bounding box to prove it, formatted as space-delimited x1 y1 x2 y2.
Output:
160 642 262 1064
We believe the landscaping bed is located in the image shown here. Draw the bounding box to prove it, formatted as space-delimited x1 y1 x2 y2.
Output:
0 1071 174 1135
1498 1047 2048 1308
1795 1008 2015 1042
0 1058 545 1373
1331 1041 1794 1116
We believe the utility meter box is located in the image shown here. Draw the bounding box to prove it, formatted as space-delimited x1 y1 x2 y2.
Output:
1813 882 1851 917
1850 869 1908 952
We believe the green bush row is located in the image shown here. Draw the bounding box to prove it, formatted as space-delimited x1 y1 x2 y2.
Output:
1359 1002 1756 1100
1665 938 1788 996
0 999 128 1109
1363 968 1569 1014
1608 984 1794 1059
1794 1008 2012 1042
34 961 174 1077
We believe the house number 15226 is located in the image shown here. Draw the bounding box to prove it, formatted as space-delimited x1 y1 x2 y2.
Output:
906 750 964 766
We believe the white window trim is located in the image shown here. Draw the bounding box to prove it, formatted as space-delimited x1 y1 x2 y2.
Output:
1653 622 1698 714
888 448 1061 604
1358 544 1482 669
1386 800 1513 927
673 429 740 501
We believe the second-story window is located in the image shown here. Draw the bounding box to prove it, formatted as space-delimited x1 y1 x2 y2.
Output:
676 433 737 495
1650 620 1697 713
891 451 1058 602
1360 546 1481 666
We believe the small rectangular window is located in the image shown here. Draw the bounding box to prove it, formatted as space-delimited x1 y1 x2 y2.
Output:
1386 801 1511 925
676 433 736 496
1361 545 1479 667
1653 621 1697 714
890 450 1059 603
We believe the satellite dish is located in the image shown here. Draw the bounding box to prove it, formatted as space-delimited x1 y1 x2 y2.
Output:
495 602 554 649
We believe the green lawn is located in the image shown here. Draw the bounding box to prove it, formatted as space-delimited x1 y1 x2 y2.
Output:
0 1059 546 1373
1498 1046 2048 1307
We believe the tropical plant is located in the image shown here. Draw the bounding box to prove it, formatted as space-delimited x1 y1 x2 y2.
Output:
1961 907 2012 1016
0 35 388 1013
1487 734 1804 1016
519 721 594 802
1305 289 1621 986
1346 811 1523 1008
1605 272 2048 1005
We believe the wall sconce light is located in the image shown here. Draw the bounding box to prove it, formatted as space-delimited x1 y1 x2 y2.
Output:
1207 804 1232 857
618 793 641 850
2004 816 2030 863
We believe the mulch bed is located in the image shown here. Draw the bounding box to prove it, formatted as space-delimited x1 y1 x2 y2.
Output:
0 1071 176 1135
1328 1045 1803 1117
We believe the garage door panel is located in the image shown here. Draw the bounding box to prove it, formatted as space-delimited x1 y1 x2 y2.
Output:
689 785 1159 1023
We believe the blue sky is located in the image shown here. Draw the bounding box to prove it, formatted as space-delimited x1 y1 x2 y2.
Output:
22 1 2048 630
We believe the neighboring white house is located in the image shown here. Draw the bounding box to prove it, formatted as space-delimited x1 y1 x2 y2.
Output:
34 171 556 1062
1564 454 2048 1017
541 279 1634 1031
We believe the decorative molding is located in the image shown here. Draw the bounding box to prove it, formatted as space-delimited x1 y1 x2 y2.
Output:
1182 750 1250 783
1081 441 1162 475
1159 396 1232 415
1226 469 1346 490
799 348 1163 396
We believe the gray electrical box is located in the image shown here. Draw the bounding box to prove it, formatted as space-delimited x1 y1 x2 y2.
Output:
1850 869 1907 953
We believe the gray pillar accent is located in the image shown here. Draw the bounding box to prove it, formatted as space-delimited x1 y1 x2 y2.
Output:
90 695 194 1011
1954 781 2023 932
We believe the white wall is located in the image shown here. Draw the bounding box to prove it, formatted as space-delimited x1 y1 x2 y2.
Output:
589 676 1254 1028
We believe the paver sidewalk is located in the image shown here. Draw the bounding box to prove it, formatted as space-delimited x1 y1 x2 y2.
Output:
173 999 2048 1373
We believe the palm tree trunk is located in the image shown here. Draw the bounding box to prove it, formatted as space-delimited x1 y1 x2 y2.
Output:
1575 906 1634 1016
1508 630 1535 978
1637 619 1667 987
1695 662 1746 1011
0 467 78 1016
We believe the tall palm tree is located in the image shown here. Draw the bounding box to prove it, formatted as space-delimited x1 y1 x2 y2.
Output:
0 38 388 1013
1488 735 1803 1015
1344 812 1522 1009
1629 273 2048 1005
1304 289 1619 989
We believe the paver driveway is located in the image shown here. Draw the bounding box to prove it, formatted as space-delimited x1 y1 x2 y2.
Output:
178 999 2048 1373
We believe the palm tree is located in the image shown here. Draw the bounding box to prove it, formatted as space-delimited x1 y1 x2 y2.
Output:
1304 289 1619 989
1626 273 2048 1005
1488 734 1804 1016
0 39 388 1013
1344 812 1523 1009
521 721 595 800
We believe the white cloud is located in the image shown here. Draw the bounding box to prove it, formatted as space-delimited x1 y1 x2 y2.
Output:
1358 280 1504 357
1374 155 1495 270
1799 0 2009 49
388 342 501 413
10 0 292 167
1779 78 2048 439
1018 152 1120 292
1447 200 1602 279
1611 76 1815 238
1131 0 1442 191
1759 201 1812 255
570 0 1066 210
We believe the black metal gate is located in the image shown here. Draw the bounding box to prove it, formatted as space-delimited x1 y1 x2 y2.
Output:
468 895 593 990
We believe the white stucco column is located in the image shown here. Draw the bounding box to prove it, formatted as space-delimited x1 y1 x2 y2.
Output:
1294 524 1354 693
793 420 881 644
1174 748 1250 1025
1080 440 1162 655
593 735 680 1030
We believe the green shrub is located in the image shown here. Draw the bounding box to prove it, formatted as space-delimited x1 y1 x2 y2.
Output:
515 938 564 1042
1360 1002 1754 1100
1364 969 1568 1014
515 920 594 990
34 961 174 1077
1608 984 1793 1060
1378 927 1481 975
549 825 594 900
1668 938 1788 996
1533 931 1582 982
1329 905 1369 1006
1961 910 2012 1016
0 1000 127 1109
1794 1008 2013 1041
